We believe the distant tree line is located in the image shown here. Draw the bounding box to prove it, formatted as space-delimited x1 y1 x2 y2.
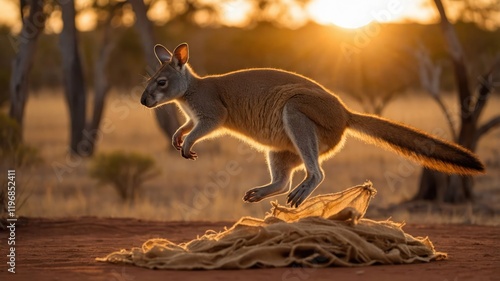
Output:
1 21 498 96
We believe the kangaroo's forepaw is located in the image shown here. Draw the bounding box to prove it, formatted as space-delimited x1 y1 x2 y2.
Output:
181 149 198 160
173 143 182 151
287 185 311 208
172 135 183 150
243 188 266 203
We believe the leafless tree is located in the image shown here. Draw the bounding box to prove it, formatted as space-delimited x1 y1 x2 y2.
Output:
413 0 500 203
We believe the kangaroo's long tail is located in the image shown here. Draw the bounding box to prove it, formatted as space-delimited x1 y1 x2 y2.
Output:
346 112 485 175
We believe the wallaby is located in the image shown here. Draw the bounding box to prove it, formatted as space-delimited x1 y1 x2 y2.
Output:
140 43 485 207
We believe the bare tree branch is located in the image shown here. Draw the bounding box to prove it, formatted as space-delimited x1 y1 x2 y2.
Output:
472 56 500 121
432 96 458 141
373 93 395 116
433 0 481 150
474 115 500 144
414 44 457 140
434 0 464 62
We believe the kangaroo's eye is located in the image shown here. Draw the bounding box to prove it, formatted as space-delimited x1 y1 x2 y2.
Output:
157 80 167 86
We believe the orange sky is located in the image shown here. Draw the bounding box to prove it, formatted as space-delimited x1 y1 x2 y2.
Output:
0 0 469 33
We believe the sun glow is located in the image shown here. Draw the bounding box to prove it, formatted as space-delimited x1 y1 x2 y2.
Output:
306 0 433 29
0 0 441 33
307 0 378 29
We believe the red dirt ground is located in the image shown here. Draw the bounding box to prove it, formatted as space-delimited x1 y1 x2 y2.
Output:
0 217 498 281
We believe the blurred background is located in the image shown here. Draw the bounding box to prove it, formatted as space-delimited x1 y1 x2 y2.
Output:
0 0 499 223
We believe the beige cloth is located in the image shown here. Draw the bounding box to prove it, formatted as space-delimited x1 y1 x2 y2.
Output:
97 182 447 269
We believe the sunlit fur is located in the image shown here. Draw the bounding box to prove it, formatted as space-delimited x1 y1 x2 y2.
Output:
141 43 485 207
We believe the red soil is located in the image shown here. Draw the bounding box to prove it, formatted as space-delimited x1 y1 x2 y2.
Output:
1 217 498 281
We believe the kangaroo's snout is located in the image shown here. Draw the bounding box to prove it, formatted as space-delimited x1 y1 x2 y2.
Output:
140 93 147 106
140 91 158 108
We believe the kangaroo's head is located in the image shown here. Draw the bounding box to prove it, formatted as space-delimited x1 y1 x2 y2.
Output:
141 43 190 108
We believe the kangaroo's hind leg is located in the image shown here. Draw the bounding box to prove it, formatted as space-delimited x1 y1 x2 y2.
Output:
283 103 325 208
243 150 301 203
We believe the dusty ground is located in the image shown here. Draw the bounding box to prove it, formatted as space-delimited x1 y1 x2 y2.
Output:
0 217 498 281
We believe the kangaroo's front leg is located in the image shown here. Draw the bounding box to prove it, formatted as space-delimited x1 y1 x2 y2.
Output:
172 120 194 150
181 118 221 160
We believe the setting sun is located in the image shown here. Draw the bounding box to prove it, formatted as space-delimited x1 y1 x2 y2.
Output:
306 0 434 29
307 0 376 29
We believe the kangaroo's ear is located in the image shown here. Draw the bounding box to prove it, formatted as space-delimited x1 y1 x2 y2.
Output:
172 43 189 69
154 44 172 64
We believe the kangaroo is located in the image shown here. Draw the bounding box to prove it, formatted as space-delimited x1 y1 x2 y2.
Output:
140 43 485 207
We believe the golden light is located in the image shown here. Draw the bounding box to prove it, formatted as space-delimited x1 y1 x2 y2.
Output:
76 10 97 32
307 0 375 29
220 0 253 27
0 0 440 33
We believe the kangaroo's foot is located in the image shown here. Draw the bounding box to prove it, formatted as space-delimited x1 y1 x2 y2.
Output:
287 173 324 208
243 183 289 202
243 150 299 203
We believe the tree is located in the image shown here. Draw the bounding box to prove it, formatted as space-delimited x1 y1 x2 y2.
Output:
413 0 500 203
85 1 125 156
9 0 112 156
9 0 46 134
129 0 180 144
60 0 88 156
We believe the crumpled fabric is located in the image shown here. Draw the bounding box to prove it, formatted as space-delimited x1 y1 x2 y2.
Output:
97 181 447 269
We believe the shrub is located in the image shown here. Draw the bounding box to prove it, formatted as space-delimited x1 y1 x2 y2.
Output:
89 151 159 205
0 113 43 168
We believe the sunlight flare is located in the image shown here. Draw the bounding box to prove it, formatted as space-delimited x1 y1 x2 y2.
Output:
307 0 376 29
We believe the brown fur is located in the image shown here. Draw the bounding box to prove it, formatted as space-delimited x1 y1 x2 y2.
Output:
346 113 484 175
141 43 485 207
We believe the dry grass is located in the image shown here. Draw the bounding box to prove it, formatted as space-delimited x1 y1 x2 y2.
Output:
8 90 500 224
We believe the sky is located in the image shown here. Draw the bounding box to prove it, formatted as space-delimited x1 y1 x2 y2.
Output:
306 0 436 28
0 0 456 33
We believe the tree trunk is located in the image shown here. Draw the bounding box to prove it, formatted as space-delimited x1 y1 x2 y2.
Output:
60 0 88 156
416 168 472 203
86 12 115 156
9 0 45 133
128 0 180 145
